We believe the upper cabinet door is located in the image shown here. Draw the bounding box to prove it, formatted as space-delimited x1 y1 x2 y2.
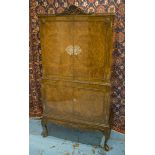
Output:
40 17 74 80
73 16 113 83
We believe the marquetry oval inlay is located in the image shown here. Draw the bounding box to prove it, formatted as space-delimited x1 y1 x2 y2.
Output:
65 45 82 55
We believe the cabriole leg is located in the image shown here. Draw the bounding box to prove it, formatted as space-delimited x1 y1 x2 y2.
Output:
102 128 111 151
104 128 111 151
41 118 48 137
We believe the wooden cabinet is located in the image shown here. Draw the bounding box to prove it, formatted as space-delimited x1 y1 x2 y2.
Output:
39 5 114 151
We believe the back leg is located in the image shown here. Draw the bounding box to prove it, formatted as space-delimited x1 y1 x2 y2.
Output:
41 118 48 137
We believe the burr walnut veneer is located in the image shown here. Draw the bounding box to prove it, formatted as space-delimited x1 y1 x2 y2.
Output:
39 6 114 151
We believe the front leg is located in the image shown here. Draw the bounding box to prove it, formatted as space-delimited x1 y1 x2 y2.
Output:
104 128 111 151
101 128 111 151
41 118 48 137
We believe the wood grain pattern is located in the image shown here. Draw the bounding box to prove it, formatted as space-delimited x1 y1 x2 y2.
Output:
40 18 74 79
39 9 114 151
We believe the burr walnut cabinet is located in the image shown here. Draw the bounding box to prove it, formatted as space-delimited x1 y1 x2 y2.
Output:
39 5 114 151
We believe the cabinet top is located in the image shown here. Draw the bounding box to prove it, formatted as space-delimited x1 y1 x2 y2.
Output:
38 15 115 24
38 5 115 19
38 14 115 18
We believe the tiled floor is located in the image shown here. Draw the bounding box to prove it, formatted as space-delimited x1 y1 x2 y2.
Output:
30 119 125 155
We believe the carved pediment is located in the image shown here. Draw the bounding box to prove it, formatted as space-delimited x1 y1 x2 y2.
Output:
58 5 87 15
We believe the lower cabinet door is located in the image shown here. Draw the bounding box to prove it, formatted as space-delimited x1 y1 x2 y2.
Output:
42 80 110 124
42 80 74 116
73 84 110 124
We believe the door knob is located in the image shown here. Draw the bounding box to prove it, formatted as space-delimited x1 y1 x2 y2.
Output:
73 98 77 102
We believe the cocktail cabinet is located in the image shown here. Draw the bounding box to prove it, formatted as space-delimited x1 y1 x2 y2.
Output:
39 5 114 151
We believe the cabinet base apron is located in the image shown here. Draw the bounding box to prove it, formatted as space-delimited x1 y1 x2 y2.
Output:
41 116 111 151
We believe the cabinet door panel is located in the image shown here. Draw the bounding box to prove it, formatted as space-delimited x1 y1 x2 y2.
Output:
40 18 74 79
73 84 110 124
73 18 107 82
42 80 74 116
